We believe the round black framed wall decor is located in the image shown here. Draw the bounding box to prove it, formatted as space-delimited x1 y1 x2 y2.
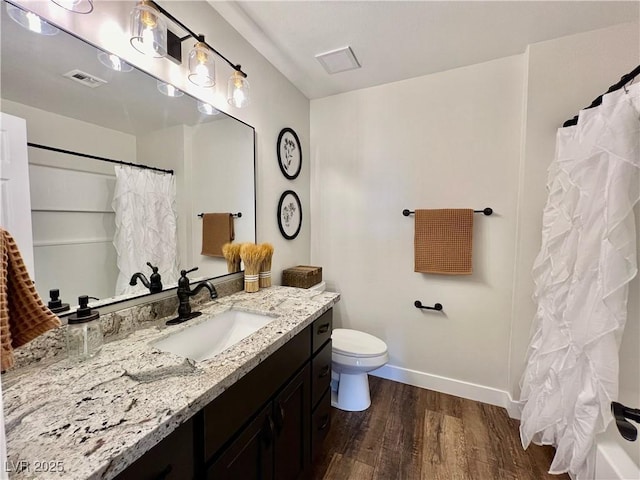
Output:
277 190 302 240
277 128 302 180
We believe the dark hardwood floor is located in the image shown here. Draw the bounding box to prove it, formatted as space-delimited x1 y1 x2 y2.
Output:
311 376 570 480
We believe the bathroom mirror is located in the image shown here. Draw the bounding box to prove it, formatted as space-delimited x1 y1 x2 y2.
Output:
0 1 256 311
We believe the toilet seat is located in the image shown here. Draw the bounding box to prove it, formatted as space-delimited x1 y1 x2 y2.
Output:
332 328 387 358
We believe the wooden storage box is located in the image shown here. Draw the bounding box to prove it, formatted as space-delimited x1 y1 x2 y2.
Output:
282 265 323 288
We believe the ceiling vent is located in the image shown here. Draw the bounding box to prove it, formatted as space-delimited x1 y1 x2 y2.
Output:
63 69 107 88
315 46 361 74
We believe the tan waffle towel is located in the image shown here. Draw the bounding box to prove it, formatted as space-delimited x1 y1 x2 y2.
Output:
201 213 235 258
414 209 474 275
1 228 60 371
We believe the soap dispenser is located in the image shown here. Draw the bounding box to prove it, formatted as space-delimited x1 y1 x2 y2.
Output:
66 295 103 361
47 289 70 314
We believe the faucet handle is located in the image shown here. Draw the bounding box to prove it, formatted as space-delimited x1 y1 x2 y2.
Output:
146 261 159 272
180 267 199 277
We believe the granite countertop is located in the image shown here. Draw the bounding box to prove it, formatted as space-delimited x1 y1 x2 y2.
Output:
2 286 340 479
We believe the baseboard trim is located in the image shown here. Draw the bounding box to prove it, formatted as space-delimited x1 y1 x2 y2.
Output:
371 364 521 417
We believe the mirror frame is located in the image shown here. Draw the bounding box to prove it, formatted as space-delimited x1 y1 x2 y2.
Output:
1 0 257 316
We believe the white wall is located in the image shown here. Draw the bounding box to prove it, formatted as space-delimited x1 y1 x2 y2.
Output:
311 55 524 396
312 19 640 468
137 124 186 286
14 0 311 285
189 118 255 279
509 22 640 466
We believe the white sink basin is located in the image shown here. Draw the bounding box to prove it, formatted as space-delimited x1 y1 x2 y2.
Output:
152 309 276 362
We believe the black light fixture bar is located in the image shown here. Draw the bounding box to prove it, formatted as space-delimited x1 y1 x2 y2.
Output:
149 0 247 78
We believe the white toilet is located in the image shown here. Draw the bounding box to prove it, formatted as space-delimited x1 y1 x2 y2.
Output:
331 328 389 412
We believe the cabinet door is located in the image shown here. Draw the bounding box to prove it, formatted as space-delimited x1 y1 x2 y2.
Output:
273 364 311 480
207 404 274 480
114 419 194 480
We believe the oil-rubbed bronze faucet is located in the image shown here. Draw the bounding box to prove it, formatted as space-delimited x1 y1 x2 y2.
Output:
129 262 163 294
167 267 217 325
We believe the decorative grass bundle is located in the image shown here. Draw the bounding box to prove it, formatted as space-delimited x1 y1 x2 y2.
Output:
222 242 242 273
258 243 274 288
240 243 264 293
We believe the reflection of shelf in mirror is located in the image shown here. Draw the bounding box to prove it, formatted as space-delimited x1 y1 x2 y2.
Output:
34 238 112 247
32 208 114 214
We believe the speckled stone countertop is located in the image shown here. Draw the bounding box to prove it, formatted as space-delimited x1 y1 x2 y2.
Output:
2 286 340 479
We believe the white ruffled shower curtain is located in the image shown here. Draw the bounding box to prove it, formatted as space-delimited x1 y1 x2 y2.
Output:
112 165 179 296
519 83 640 479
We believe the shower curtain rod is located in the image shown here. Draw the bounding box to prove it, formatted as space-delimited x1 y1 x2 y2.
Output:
27 143 174 175
562 64 640 127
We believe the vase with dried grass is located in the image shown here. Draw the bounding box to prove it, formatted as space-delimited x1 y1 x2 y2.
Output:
240 243 263 293
258 243 274 288
222 242 242 273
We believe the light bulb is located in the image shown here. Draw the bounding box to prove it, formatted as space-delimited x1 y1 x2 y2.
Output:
157 81 184 97
97 50 133 72
197 101 219 116
6 4 59 35
51 0 93 14
227 71 250 108
129 1 167 57
141 26 157 56
188 42 215 87
26 12 43 34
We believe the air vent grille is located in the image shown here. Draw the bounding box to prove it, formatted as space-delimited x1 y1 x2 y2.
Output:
315 46 361 74
63 69 107 88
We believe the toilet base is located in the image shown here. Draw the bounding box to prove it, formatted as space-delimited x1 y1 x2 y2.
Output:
331 371 371 412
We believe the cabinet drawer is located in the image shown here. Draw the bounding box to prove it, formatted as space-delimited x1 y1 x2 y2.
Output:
311 340 332 409
311 309 332 354
115 419 194 480
311 389 331 460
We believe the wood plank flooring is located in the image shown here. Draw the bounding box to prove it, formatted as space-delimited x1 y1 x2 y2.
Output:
311 376 570 480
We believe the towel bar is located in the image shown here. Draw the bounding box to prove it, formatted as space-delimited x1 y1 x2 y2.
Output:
403 208 492 216
198 212 242 218
414 300 443 311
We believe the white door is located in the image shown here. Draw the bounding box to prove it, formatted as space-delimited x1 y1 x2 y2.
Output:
0 112 34 278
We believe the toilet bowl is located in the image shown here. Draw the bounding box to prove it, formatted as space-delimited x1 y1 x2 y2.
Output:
331 328 389 412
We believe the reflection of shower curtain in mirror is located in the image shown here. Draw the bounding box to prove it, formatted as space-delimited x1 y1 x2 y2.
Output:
112 166 179 295
519 83 640 479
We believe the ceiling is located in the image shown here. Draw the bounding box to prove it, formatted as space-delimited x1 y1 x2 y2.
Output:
210 1 639 99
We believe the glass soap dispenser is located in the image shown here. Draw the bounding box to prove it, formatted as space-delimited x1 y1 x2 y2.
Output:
66 295 103 361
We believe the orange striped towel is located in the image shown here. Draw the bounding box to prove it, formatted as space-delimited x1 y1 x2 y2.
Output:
1 228 60 371
414 209 474 275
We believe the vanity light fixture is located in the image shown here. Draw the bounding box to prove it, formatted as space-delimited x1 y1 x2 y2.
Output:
227 69 250 108
197 101 220 116
188 41 215 87
157 80 184 97
6 3 59 35
129 0 167 58
50 0 93 14
97 50 133 72
128 0 250 107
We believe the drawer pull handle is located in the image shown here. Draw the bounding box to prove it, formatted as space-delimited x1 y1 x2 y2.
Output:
274 402 286 430
318 365 330 378
263 414 275 445
318 413 330 431
317 323 330 334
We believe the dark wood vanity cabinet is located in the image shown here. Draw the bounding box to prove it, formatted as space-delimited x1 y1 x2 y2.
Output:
115 308 333 480
114 418 194 480
207 364 311 480
204 308 333 480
